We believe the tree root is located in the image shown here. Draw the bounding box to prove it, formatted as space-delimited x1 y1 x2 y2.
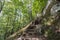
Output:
6 22 32 40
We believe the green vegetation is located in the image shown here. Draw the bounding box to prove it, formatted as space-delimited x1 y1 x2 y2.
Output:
0 0 47 40
1 0 60 40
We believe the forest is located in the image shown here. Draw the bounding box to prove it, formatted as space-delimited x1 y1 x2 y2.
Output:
0 0 60 40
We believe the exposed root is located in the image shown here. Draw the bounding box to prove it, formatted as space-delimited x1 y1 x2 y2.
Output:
6 22 32 40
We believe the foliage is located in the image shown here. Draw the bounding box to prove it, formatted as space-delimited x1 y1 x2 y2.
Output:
0 0 48 40
32 0 47 18
1 0 60 40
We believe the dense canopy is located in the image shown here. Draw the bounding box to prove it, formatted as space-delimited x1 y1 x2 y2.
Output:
0 0 47 40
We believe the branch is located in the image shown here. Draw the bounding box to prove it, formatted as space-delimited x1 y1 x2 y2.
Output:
43 0 56 16
0 1 5 13
6 21 32 40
